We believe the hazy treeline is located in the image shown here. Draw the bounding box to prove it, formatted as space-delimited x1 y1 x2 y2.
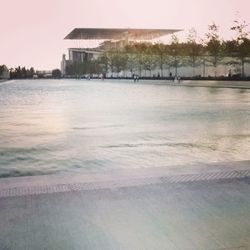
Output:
0 65 63 79
9 66 35 79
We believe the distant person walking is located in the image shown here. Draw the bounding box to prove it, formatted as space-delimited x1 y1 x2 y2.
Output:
169 72 172 80
133 74 136 82
177 75 181 83
174 75 177 82
133 74 139 82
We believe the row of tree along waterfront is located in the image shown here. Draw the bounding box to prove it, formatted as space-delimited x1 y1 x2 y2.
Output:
66 22 250 79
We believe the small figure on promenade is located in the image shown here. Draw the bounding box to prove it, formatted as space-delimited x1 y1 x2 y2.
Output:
133 74 136 82
169 72 172 80
177 75 181 83
133 74 139 82
174 75 177 82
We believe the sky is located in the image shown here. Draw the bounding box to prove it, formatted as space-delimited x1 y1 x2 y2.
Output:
0 0 250 70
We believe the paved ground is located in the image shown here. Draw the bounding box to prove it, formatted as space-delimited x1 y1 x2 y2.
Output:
1 161 250 250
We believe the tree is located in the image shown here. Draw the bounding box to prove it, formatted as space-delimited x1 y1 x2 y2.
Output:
185 28 203 76
0 65 9 79
126 53 140 76
0 65 5 76
108 50 128 76
21 67 27 78
152 43 167 77
169 34 183 76
222 39 240 75
231 19 249 41
14 66 22 78
205 23 222 77
140 44 157 77
29 67 35 78
133 43 148 76
141 54 157 77
97 53 110 74
52 69 61 78
230 19 250 77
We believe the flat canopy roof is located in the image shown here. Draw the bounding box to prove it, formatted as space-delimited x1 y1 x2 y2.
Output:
65 28 181 40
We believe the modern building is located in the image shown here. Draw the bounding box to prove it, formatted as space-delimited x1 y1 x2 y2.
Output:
61 28 181 76
64 28 180 41
61 28 250 78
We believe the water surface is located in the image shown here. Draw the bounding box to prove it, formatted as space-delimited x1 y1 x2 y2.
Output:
0 79 249 177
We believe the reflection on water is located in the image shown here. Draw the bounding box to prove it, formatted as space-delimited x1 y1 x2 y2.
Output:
0 80 250 177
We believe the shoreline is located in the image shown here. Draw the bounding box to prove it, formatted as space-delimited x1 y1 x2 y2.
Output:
175 80 250 89
3 78 250 89
77 78 250 90
50 78 250 90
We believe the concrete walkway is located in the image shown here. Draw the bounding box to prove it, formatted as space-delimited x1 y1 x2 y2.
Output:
1 161 250 249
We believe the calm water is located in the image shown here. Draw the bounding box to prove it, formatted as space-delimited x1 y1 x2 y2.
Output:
0 79 250 178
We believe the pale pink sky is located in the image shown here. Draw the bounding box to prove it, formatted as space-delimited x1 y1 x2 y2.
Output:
0 0 250 70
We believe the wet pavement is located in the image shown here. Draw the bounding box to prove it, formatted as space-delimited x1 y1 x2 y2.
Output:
0 161 250 250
